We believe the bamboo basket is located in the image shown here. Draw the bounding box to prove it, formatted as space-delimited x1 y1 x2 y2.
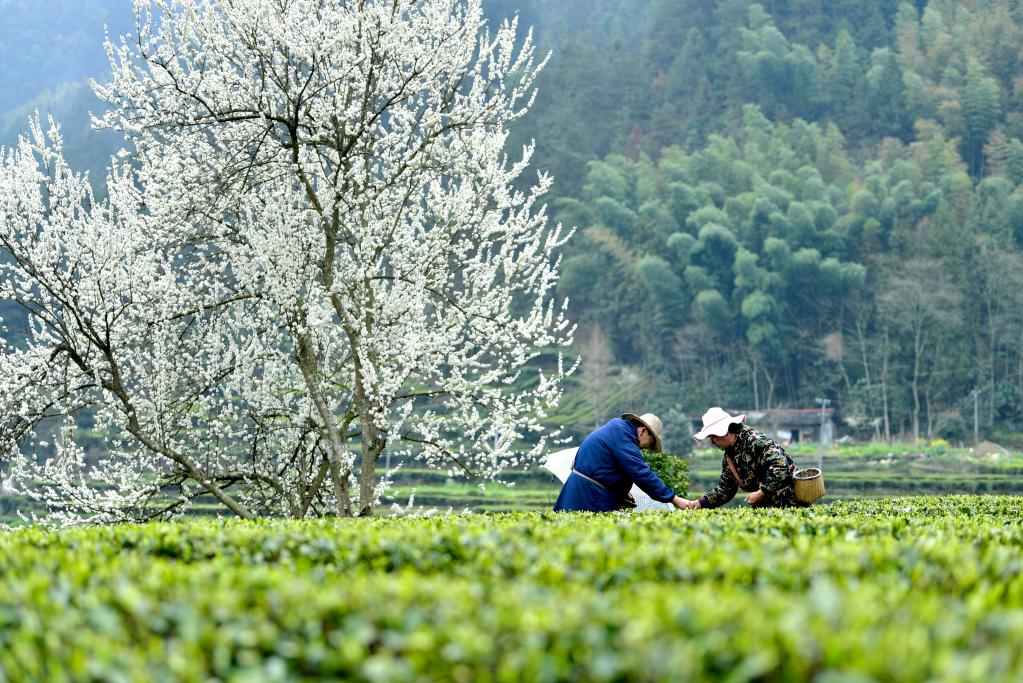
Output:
793 467 825 505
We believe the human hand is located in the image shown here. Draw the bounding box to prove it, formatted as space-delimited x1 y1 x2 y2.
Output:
672 496 701 510
745 489 766 506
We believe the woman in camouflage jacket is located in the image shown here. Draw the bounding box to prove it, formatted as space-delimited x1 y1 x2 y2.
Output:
680 407 797 510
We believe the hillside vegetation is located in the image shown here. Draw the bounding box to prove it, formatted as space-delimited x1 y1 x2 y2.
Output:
525 0 1023 444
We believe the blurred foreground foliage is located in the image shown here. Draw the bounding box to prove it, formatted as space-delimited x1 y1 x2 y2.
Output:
1 495 1022 681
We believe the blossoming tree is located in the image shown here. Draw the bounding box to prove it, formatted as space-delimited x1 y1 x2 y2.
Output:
0 0 572 523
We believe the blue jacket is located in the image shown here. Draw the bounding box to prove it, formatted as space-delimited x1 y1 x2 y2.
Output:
553 418 676 512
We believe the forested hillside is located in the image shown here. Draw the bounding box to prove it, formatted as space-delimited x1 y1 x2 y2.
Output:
3 0 1023 444
512 0 1023 444
0 0 133 113
0 1 132 184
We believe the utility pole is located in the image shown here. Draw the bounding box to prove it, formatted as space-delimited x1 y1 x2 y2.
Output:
815 397 830 470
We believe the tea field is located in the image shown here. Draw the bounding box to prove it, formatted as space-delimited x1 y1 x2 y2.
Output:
2 495 1022 681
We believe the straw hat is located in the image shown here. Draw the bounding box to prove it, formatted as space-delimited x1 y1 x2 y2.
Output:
693 407 745 440
621 412 663 452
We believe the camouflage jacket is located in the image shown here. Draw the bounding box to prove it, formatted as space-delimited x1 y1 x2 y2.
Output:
699 425 796 509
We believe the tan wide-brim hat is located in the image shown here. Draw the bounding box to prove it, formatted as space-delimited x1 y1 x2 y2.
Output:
693 407 745 440
621 412 664 452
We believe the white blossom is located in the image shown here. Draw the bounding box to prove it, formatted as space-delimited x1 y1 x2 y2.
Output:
0 0 572 524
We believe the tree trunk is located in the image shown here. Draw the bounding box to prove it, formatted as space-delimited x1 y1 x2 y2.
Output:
1018 329 1023 409
912 325 924 444
351 338 387 517
988 294 997 427
924 385 933 440
356 400 385 517
750 354 760 410
297 332 354 516
359 444 380 517
880 325 891 443
853 302 878 426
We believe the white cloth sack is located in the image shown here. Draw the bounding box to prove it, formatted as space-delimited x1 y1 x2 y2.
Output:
541 447 578 483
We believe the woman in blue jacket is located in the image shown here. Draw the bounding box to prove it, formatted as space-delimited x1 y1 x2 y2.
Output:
553 412 687 512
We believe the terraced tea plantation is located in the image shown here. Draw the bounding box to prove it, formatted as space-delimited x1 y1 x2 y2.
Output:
2 495 1022 681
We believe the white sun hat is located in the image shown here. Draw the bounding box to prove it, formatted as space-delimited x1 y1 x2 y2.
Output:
693 407 745 440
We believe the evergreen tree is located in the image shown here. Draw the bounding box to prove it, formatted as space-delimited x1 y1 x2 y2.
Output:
826 30 868 137
961 60 1003 175
867 48 912 142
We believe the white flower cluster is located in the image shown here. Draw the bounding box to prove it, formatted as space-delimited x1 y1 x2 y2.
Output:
0 0 572 524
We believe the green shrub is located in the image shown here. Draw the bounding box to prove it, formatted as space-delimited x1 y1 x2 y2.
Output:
642 448 689 495
934 411 968 442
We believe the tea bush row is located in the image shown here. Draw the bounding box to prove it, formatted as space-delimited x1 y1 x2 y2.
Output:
1 496 1021 681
